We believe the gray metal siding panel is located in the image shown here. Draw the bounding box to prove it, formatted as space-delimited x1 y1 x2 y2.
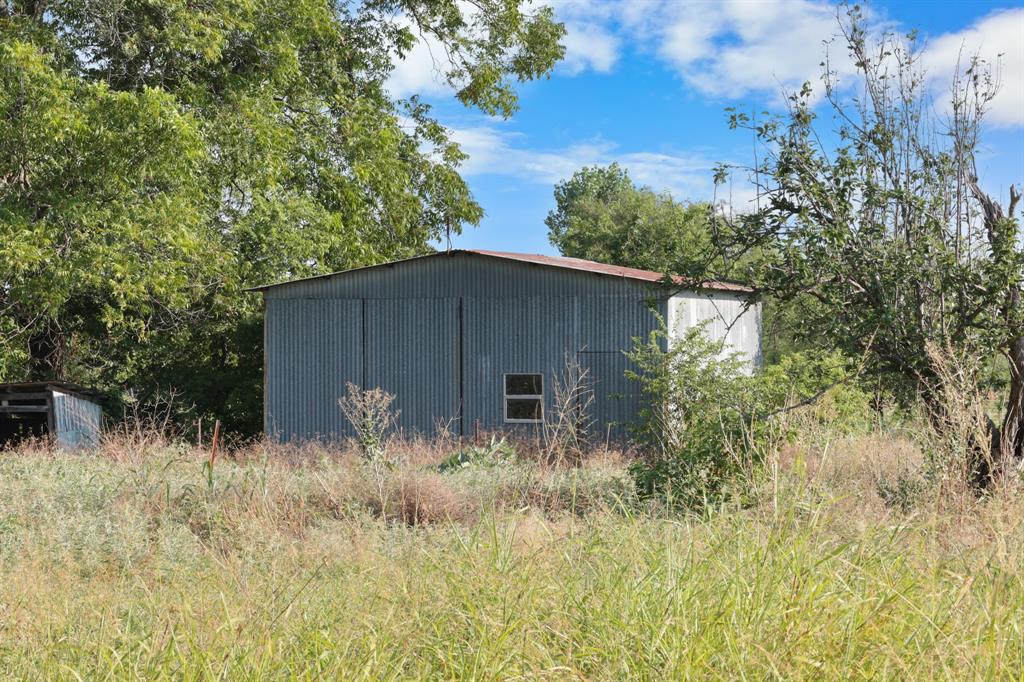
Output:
579 351 639 443
262 294 669 439
365 299 461 435
265 299 362 442
462 296 580 431
51 391 102 449
459 295 655 435
459 294 660 434
579 296 661 352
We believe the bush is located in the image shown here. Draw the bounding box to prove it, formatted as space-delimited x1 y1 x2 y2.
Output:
758 351 876 435
876 472 926 513
625 323 753 509
626 321 864 510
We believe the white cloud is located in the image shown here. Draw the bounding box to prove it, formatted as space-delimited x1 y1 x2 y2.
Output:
526 0 856 97
547 0 624 75
450 126 612 182
568 0 1023 127
385 11 458 100
387 32 453 99
920 8 1024 127
659 17 716 66
387 0 625 97
649 0 855 101
448 124 740 204
385 1 481 99
386 0 1023 131
560 22 620 75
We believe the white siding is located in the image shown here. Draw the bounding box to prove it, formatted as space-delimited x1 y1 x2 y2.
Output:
667 292 762 371
51 390 103 449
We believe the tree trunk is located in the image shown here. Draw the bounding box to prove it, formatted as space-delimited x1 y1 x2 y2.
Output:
1000 335 1024 471
27 322 67 381
967 182 1022 485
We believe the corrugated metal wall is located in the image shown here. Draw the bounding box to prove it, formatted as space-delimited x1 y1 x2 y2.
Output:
365 299 461 434
667 292 763 370
462 296 585 430
580 351 640 443
263 254 761 442
264 299 362 441
51 391 102 449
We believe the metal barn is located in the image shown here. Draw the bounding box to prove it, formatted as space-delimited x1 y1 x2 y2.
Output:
254 250 761 442
0 382 103 449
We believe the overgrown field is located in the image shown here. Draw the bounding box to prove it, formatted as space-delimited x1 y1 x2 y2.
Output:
1 429 1023 680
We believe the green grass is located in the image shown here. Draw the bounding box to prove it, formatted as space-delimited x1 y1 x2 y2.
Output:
0 438 1022 679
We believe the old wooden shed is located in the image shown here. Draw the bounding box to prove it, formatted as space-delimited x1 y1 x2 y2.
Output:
0 382 103 449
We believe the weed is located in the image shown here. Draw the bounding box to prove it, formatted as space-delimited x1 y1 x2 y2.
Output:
0 425 1021 679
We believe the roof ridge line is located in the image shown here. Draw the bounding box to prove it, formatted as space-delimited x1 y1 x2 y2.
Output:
248 250 754 294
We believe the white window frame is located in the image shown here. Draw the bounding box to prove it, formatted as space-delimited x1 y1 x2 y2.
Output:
503 373 544 424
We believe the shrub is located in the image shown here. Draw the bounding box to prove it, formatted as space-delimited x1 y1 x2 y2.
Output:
625 323 752 509
626 321 863 510
757 350 875 434
876 472 926 513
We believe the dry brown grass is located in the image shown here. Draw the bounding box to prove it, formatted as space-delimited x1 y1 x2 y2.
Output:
777 431 924 511
4 421 1024 679
18 432 633 537
386 470 476 525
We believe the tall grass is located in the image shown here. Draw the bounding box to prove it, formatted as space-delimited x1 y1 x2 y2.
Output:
0 432 1022 679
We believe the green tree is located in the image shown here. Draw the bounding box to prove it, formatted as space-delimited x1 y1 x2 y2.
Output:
545 164 717 279
545 164 811 361
0 0 565 433
720 8 1023 477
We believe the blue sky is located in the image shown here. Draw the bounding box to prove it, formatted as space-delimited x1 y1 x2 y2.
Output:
389 0 1024 256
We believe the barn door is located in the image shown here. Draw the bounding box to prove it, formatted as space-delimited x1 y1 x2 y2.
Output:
364 299 461 435
578 351 639 444
264 299 363 442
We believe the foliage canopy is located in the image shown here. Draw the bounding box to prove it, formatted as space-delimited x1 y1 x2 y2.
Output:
545 163 718 279
0 0 565 432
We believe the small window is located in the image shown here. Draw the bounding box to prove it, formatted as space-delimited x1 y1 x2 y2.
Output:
504 373 543 423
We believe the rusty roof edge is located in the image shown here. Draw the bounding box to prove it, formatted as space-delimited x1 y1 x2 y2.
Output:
246 249 756 294
0 381 104 401
468 250 755 294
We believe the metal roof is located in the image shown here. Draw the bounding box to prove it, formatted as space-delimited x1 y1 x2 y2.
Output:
0 381 102 400
249 249 753 294
469 250 753 292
